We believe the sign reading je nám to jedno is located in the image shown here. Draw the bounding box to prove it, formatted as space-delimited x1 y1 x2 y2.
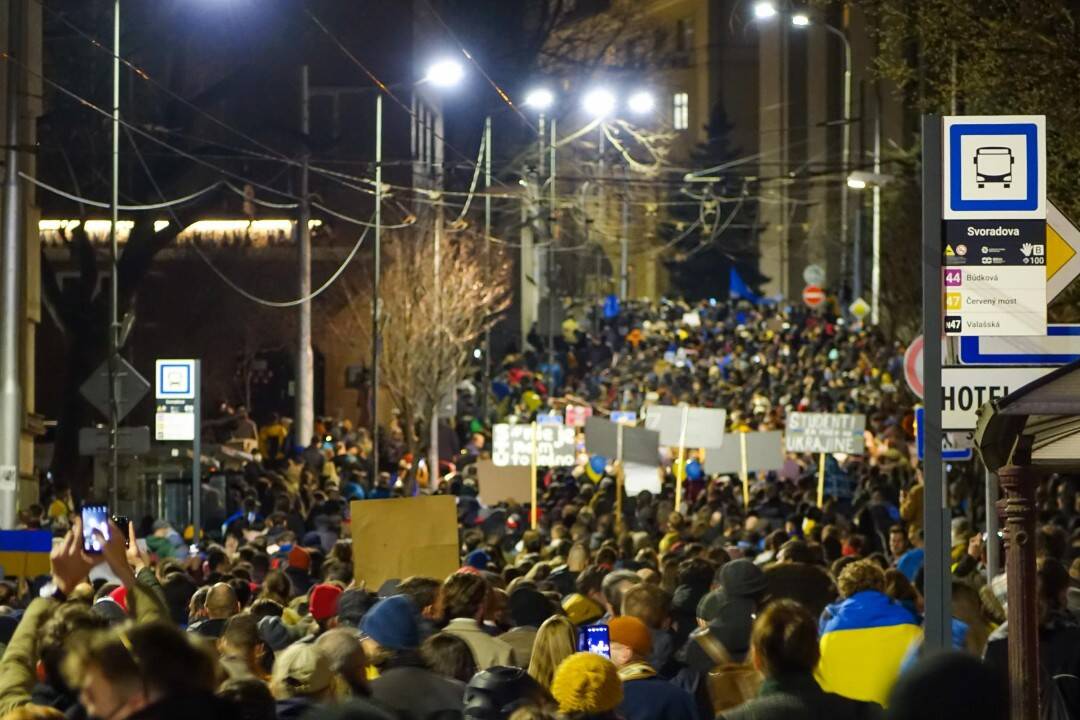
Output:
784 413 866 455
491 423 576 467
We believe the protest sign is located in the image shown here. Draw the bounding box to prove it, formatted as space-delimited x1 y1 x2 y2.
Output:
351 496 459 589
644 405 726 449
491 423 576 467
784 413 866 454
623 462 663 497
565 405 593 428
476 459 532 505
703 431 785 475
584 417 660 466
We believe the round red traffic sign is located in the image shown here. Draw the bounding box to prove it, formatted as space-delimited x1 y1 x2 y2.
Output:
904 335 924 399
802 284 826 308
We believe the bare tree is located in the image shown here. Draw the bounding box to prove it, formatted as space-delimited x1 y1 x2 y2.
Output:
321 223 511 483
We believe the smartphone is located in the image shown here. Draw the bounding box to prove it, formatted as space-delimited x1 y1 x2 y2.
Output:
82 505 109 554
580 625 611 659
112 516 129 546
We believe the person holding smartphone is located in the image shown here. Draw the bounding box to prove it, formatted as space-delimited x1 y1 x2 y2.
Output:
608 616 699 720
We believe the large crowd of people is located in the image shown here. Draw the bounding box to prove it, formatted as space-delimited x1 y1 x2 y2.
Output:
9 298 1080 720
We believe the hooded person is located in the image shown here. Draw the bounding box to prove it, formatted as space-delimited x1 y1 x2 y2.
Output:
498 587 556 669
362 595 466 720
462 666 554 720
550 653 623 720
608 616 698 720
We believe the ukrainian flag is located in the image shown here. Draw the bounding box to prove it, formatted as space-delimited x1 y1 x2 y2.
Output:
815 590 922 706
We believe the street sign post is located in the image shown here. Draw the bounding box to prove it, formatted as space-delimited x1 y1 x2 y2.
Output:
914 407 974 462
803 264 826 287
154 359 200 537
79 357 149 422
942 115 1047 337
78 426 150 457
802 285 825 309
941 366 1053 430
1047 201 1080 300
904 335 924 398
849 298 870 321
959 325 1080 365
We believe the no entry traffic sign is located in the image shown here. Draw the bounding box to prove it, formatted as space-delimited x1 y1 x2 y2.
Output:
802 285 825 309
904 335 924 399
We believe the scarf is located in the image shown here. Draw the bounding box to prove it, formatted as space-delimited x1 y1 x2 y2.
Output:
617 661 657 682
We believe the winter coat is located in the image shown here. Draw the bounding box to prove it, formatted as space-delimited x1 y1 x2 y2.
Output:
720 673 882 720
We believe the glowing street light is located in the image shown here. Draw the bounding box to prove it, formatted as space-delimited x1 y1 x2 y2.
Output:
582 88 616 117
753 2 778 19
425 58 465 88
524 87 555 111
791 12 811 26
627 90 656 115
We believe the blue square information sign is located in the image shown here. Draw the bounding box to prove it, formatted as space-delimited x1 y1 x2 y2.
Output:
942 115 1045 220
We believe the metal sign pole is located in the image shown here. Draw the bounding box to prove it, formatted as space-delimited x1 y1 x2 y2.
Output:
191 360 201 541
921 113 951 654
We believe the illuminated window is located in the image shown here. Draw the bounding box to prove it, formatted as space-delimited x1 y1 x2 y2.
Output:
673 92 689 130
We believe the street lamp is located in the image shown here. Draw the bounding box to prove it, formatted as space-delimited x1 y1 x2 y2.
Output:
524 87 554 112
582 88 616 118
627 90 656 116
758 5 853 312
425 58 465 88
753 1 778 19
846 170 893 326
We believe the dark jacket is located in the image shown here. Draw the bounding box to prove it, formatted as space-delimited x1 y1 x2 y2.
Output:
369 652 466 720
187 617 229 639
719 673 882 720
618 673 699 720
984 611 1080 718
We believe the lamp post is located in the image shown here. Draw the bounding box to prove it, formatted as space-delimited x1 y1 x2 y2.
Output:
421 58 464 485
757 3 852 303
524 88 555 392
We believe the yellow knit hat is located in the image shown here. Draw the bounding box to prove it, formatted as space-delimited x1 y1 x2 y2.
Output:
561 593 604 626
551 652 623 715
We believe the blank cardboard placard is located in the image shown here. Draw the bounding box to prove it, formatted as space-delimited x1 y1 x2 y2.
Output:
623 462 662 497
644 405 726 449
351 496 459 589
476 459 533 505
703 431 785 475
584 417 660 465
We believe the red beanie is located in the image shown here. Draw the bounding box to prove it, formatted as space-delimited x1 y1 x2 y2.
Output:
108 585 128 613
309 583 342 622
288 545 311 571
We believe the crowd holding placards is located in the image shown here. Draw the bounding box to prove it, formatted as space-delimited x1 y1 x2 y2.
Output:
6 297 1080 720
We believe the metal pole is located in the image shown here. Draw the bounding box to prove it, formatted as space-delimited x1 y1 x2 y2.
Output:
547 118 556 386
108 0 120 508
985 466 1001 582
920 113 950 654
481 116 491 423
619 182 629 301
371 94 382 480
296 66 313 452
430 176 443 482
852 201 862 302
871 104 882 324
826 24 852 301
191 360 201 541
0 0 24 525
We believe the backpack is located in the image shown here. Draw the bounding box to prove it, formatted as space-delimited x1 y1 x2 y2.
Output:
691 627 763 714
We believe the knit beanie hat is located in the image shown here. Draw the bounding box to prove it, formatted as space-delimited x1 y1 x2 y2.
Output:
508 587 555 629
258 615 298 652
309 583 343 622
360 595 420 650
550 652 623 715
608 616 652 657
561 593 604 626
696 590 726 623
288 546 312 572
717 559 768 599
